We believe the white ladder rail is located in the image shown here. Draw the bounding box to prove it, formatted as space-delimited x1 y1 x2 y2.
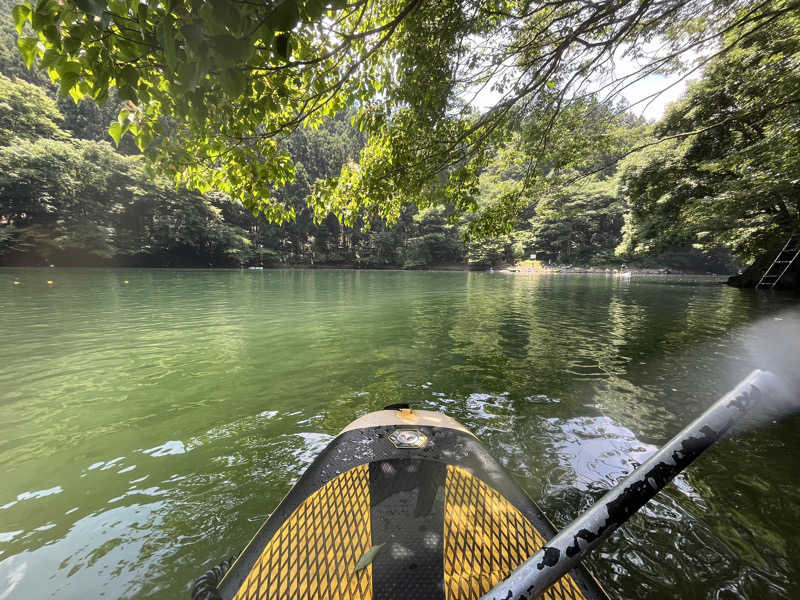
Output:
756 233 799 288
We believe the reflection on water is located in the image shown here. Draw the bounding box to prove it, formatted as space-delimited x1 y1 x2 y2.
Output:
0 269 799 599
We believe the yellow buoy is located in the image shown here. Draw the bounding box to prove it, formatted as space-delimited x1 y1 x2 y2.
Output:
123 280 129 284
47 280 53 285
13 281 20 285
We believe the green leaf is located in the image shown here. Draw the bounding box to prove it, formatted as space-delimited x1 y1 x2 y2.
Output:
108 120 127 146
271 0 299 31
120 64 139 88
303 0 325 22
68 85 82 103
117 39 140 61
258 24 274 46
354 544 384 571
136 127 153 152
117 85 137 102
30 1 56 29
263 95 278 112
42 23 59 43
40 48 61 69
84 44 100 66
212 34 254 64
13 4 31 34
57 60 82 76
58 71 80 96
67 22 88 41
17 37 38 69
212 1 242 34
158 21 177 70
63 35 82 54
94 86 109 106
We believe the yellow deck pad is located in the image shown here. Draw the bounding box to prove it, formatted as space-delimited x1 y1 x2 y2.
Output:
232 463 372 600
443 465 586 600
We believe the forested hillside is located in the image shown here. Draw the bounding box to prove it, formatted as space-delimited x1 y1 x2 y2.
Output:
2 0 797 275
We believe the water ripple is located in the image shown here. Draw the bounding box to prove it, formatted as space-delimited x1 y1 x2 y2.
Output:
1 269 799 599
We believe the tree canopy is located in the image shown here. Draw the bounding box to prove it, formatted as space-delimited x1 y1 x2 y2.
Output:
12 0 798 235
617 9 800 262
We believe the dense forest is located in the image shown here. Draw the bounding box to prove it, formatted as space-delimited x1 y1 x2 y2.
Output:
1 0 798 278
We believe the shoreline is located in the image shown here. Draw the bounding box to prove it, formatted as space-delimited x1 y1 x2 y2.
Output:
494 266 728 277
2 264 733 277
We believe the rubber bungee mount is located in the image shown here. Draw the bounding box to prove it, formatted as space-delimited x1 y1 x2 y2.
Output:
191 556 236 600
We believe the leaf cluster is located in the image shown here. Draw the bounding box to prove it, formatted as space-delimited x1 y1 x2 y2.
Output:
13 0 795 234
618 9 800 262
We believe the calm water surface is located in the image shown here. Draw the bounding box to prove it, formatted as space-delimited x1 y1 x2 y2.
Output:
1 269 799 600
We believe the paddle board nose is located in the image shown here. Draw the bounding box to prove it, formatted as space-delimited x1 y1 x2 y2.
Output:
208 407 608 600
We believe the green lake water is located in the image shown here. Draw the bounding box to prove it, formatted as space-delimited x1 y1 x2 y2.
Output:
1 268 799 600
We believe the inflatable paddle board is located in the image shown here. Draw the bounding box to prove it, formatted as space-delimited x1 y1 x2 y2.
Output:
204 407 610 600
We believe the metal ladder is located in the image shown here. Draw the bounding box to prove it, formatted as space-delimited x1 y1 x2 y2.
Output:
756 233 800 288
